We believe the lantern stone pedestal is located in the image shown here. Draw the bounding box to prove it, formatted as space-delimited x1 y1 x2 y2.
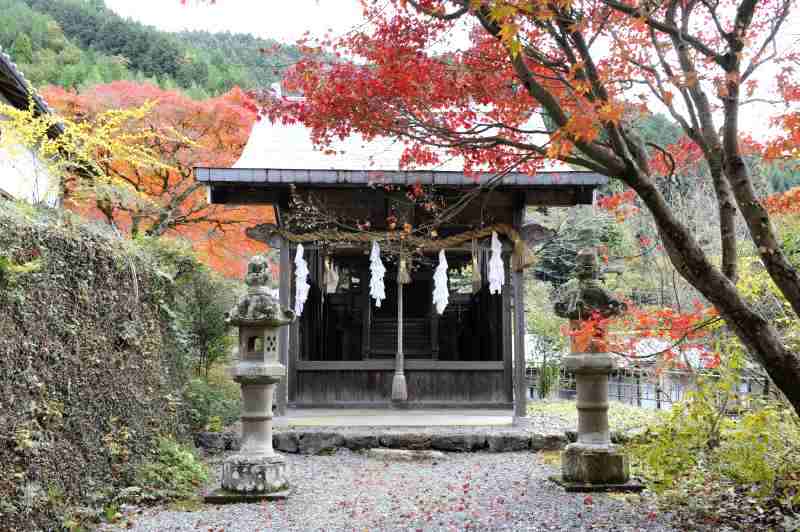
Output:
552 245 642 492
204 255 295 504
556 353 642 492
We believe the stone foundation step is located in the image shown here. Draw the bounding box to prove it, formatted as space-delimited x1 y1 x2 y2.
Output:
195 427 643 455
195 428 581 455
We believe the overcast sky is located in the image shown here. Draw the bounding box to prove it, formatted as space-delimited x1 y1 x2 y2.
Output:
104 0 787 138
104 0 365 44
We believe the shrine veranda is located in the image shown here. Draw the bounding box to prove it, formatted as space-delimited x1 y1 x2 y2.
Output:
195 166 606 414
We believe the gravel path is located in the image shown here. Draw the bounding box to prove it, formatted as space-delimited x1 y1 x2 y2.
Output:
104 450 676 531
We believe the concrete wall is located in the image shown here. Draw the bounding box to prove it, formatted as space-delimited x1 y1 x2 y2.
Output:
0 92 58 205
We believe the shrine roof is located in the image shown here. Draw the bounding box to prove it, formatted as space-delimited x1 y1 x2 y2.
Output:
194 116 607 191
195 166 607 188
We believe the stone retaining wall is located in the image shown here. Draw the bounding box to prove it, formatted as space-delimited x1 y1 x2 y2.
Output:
0 203 190 531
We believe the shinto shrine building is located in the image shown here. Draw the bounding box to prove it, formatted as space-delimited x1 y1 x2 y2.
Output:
195 115 606 417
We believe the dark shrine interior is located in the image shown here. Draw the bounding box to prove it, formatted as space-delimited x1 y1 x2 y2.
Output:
297 248 504 364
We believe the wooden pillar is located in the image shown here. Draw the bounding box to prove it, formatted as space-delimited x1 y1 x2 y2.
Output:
277 238 290 416
361 268 371 359
287 243 299 406
502 250 513 405
430 303 439 360
636 372 642 407
512 200 528 424
655 377 662 410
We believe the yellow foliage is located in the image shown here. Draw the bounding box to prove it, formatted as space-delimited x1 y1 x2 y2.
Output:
736 258 800 350
0 99 176 202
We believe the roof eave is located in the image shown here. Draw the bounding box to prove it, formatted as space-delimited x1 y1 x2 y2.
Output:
194 166 609 188
0 49 64 137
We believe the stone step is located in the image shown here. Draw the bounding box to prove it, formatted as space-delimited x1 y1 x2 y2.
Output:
195 428 572 455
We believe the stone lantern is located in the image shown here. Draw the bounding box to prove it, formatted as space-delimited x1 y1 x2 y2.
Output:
554 247 641 491
206 254 295 502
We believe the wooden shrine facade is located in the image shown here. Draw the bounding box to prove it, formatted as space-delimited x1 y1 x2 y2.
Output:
195 167 607 411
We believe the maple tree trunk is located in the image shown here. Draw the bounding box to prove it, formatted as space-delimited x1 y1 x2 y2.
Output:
707 152 738 282
724 155 800 315
720 84 800 320
627 170 800 414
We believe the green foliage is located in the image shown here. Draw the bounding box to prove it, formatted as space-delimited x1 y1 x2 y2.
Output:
0 0 136 89
129 437 208 503
206 415 224 433
524 278 566 397
629 351 800 507
132 236 239 377
174 30 303 94
632 112 683 153
183 375 241 432
535 361 560 399
532 207 623 285
758 159 800 194
174 267 236 377
775 215 800 269
525 277 567 356
6 0 301 95
0 254 43 287
527 399 665 433
716 405 800 495
737 254 800 352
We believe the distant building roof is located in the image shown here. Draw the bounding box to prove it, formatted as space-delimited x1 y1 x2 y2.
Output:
0 47 62 203
0 48 57 120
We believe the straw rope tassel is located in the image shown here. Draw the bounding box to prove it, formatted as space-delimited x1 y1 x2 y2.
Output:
471 238 482 293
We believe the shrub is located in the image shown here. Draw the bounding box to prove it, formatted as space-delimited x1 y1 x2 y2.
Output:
183 375 240 432
173 266 237 378
526 399 665 432
629 351 800 507
128 437 208 503
715 404 800 499
133 235 241 378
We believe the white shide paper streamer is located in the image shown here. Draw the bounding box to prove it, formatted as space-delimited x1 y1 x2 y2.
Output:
432 249 449 314
488 231 505 295
294 244 310 316
369 240 386 307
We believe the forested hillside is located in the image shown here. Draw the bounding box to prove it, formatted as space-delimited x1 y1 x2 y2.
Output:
1 0 298 97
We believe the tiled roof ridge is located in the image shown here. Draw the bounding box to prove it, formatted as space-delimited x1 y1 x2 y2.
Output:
0 45 56 116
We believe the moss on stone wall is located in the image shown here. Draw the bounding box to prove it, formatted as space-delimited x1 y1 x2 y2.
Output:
0 201 192 530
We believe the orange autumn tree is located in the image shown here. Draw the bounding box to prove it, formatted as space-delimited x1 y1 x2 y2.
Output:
43 81 270 277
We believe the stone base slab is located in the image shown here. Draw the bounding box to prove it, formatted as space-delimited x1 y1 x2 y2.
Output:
204 488 289 504
562 443 630 485
221 453 288 494
549 476 644 493
366 449 446 461
512 416 532 428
